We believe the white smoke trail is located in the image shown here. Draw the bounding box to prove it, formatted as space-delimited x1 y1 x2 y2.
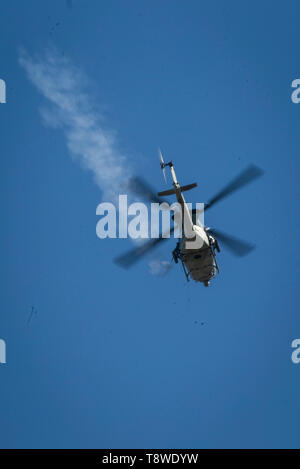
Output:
19 49 173 271
19 49 131 201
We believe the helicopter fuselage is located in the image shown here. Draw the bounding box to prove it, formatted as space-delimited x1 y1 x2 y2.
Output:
159 161 219 286
173 227 218 286
182 243 217 284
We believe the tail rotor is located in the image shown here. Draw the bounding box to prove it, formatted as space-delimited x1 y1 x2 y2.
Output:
158 148 167 184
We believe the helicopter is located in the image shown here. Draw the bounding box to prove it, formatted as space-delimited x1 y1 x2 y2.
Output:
115 151 264 287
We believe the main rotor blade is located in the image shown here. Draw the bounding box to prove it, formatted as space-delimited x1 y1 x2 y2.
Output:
205 165 264 211
128 176 164 204
114 226 175 268
209 228 255 257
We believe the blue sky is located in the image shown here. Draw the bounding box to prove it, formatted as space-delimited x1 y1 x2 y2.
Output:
0 0 300 449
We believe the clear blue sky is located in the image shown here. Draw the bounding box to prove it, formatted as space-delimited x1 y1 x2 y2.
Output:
0 0 299 449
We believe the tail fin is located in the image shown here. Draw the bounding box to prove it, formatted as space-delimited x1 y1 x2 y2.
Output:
158 182 197 197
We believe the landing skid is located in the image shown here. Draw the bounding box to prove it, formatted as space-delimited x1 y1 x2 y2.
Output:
181 259 190 282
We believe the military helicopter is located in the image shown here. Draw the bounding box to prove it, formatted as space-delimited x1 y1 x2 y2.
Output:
115 151 263 287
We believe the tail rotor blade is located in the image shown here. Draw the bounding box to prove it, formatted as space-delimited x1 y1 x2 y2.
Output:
158 148 167 184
